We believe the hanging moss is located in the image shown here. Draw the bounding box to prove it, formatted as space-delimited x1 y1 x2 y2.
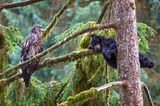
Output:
71 32 107 106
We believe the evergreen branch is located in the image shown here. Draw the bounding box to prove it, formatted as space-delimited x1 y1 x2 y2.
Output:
141 82 154 106
0 49 99 87
0 22 117 77
41 0 74 39
58 81 127 106
0 0 44 11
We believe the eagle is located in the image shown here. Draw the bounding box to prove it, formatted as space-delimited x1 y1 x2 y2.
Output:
21 24 44 87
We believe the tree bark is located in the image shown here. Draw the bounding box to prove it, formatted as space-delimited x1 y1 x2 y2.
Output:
113 0 143 106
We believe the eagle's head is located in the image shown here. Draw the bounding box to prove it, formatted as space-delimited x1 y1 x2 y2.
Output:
31 24 44 34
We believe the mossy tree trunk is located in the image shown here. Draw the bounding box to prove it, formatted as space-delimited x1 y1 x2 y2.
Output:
113 0 143 105
0 25 9 106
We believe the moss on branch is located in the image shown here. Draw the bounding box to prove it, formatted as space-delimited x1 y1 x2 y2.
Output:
58 81 127 106
58 88 98 106
41 0 74 39
42 49 99 67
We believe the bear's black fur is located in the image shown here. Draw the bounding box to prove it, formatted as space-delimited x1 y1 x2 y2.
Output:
88 34 154 69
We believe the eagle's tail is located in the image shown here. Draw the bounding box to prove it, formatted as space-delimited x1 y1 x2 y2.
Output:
22 65 32 87
22 61 39 87
139 53 154 68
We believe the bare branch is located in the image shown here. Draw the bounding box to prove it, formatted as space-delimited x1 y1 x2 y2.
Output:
141 82 154 106
0 0 44 11
0 22 117 77
96 80 127 91
41 0 74 39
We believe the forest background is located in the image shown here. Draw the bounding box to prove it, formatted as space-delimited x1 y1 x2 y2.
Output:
0 0 160 106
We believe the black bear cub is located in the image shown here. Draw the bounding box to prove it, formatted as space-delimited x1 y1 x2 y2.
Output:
88 34 154 69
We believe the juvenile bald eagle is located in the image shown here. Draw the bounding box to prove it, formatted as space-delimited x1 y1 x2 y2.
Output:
21 24 44 87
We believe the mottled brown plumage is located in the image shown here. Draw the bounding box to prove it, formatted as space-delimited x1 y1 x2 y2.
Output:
21 24 44 87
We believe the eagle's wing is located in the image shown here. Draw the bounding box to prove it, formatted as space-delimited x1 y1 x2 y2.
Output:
21 33 43 87
21 33 43 61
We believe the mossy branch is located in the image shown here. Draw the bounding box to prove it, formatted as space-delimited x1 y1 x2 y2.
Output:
141 82 154 106
0 0 44 11
97 0 110 24
0 22 117 77
0 49 99 87
0 73 22 88
58 81 127 106
41 49 99 67
41 0 74 39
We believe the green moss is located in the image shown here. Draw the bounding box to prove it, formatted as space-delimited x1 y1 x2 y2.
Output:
79 33 91 49
67 88 97 105
0 25 22 49
0 25 9 106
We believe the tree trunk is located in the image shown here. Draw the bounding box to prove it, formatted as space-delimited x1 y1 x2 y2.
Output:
113 0 143 106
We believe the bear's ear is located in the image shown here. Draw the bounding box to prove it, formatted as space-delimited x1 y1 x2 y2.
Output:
91 34 96 38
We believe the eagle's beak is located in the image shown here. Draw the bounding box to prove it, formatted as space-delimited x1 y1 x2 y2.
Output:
38 25 44 32
40 28 45 32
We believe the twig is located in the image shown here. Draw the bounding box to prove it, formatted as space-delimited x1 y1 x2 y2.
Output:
0 49 99 87
41 0 74 39
0 0 44 11
0 22 117 77
87 65 103 84
141 82 154 106
55 80 69 101
96 80 127 91
97 0 110 24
